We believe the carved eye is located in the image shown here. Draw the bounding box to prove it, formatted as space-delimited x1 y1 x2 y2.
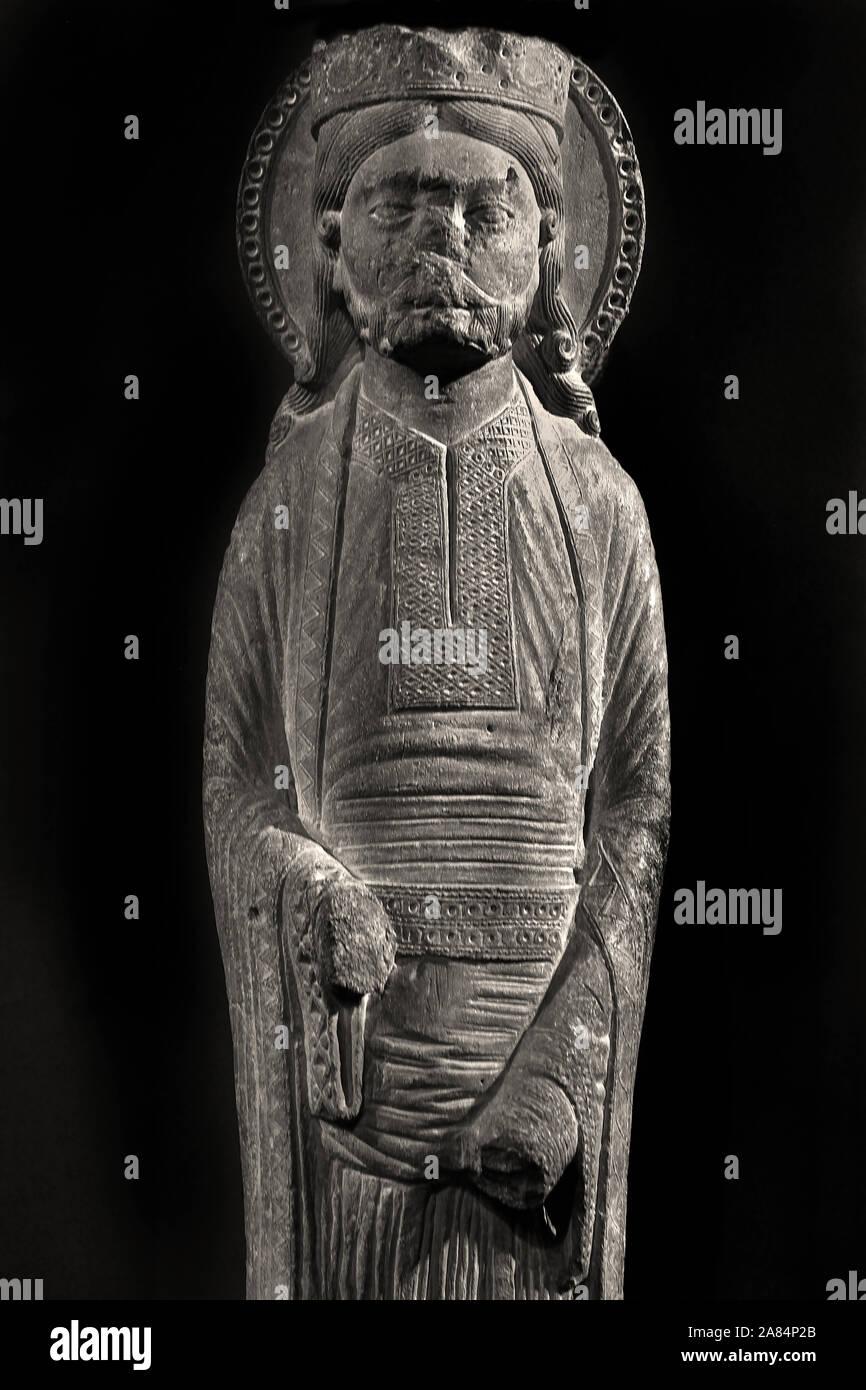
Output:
467 201 513 232
369 201 414 227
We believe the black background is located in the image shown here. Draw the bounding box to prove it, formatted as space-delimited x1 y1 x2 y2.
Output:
1 0 864 1301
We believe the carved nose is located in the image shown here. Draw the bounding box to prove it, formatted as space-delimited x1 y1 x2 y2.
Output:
420 203 467 259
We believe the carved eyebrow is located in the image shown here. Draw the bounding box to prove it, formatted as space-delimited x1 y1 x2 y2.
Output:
464 176 520 201
362 171 519 200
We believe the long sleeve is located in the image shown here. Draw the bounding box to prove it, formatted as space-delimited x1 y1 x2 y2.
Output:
577 470 671 990
203 399 392 1291
203 476 316 935
203 468 322 1295
204 449 392 1146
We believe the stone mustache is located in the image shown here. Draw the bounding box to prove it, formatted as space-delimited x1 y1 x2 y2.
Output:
204 24 671 1300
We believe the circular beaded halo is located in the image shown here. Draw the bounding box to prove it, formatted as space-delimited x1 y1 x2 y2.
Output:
237 49 645 388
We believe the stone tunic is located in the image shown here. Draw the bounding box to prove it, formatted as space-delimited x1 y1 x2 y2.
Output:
203 361 671 1300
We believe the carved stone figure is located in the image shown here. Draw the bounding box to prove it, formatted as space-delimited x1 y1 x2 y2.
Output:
204 24 670 1300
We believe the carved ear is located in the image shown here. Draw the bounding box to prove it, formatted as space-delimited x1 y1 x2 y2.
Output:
317 209 342 252
539 206 558 247
318 210 343 293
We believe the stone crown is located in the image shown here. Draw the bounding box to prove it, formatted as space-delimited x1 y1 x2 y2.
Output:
310 25 572 138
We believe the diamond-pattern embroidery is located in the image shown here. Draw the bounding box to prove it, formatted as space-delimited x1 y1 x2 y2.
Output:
354 392 533 711
355 396 440 476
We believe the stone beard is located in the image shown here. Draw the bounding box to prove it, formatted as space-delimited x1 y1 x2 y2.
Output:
340 252 538 364
204 26 670 1301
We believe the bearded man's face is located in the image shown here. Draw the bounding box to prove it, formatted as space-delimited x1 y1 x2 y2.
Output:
337 128 542 375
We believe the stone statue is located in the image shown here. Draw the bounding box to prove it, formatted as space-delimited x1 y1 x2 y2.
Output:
204 24 670 1300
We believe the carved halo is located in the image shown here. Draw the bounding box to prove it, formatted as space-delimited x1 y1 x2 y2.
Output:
237 46 645 389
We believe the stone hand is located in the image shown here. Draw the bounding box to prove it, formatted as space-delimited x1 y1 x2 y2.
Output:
443 1074 580 1211
306 872 397 998
280 856 397 1121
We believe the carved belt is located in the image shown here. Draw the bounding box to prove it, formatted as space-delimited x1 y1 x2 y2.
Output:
370 885 577 961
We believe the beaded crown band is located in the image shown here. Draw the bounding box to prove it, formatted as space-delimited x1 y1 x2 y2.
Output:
310 26 571 137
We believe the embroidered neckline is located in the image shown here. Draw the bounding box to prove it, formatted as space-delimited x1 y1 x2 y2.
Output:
353 389 534 479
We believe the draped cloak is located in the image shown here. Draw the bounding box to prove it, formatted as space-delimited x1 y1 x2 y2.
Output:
203 362 670 1299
